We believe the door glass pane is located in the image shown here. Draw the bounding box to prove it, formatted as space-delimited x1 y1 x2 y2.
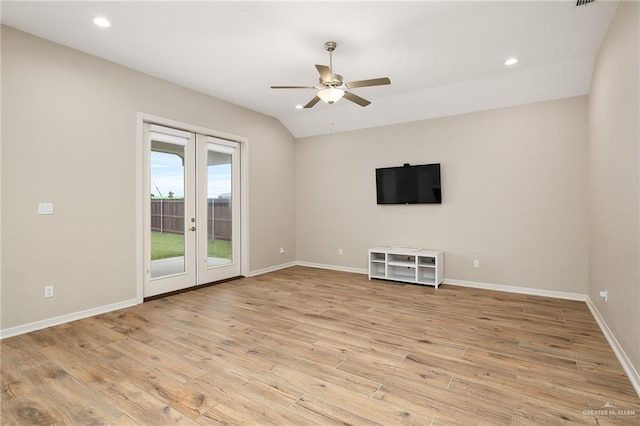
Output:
150 141 186 278
207 149 232 267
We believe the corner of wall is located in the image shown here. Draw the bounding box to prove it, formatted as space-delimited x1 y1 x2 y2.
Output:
586 297 640 397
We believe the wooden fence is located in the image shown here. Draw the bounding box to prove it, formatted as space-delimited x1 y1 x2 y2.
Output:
151 198 231 240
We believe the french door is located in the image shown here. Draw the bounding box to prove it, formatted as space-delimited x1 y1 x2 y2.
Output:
143 123 241 297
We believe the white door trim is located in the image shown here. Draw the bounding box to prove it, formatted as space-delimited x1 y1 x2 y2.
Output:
136 113 249 301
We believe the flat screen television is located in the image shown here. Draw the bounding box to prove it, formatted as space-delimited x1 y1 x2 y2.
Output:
376 163 441 204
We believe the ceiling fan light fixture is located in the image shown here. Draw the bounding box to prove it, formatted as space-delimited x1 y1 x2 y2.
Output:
317 87 344 104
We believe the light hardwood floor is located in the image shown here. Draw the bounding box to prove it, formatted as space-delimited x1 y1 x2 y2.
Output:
1 266 639 425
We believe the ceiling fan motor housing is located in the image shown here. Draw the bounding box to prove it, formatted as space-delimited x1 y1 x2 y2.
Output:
321 74 344 88
324 41 337 52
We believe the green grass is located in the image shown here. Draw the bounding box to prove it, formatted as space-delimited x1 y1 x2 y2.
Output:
151 231 184 260
151 231 231 260
208 238 232 259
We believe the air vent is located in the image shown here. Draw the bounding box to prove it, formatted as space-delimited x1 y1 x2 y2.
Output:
576 0 595 6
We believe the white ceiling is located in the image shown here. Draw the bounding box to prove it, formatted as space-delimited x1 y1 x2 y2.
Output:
1 1 618 138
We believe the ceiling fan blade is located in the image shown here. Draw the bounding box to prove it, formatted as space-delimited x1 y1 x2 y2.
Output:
316 64 332 82
270 85 317 89
345 77 391 89
343 91 371 107
304 96 321 108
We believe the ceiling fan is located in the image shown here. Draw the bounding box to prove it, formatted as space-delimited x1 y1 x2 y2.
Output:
271 41 391 108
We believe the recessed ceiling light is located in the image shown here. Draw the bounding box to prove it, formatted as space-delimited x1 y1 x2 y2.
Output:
503 57 518 66
93 16 111 28
295 105 303 110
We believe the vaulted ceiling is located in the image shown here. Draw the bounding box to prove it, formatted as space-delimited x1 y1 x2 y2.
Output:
1 1 618 137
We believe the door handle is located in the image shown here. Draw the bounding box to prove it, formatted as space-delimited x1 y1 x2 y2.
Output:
189 226 196 231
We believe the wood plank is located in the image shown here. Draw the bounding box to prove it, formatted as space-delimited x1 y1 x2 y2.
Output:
3 363 124 425
272 363 443 424
100 381 201 425
289 394 383 425
192 372 311 425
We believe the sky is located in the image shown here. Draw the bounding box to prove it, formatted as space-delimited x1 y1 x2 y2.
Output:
151 151 231 199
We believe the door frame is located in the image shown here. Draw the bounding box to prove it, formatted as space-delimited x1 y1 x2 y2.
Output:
135 113 249 302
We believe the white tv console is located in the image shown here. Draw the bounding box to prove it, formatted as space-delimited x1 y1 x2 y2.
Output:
368 246 444 288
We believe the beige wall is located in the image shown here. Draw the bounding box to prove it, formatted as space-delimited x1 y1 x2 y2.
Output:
588 1 640 375
296 96 589 294
1 26 296 330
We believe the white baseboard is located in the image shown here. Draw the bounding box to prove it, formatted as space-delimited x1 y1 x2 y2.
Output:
444 278 588 301
247 261 297 277
295 261 368 275
586 297 640 397
249 260 367 276
265 265 588 302
0 298 140 340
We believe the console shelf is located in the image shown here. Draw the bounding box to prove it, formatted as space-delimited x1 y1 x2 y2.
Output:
368 246 444 287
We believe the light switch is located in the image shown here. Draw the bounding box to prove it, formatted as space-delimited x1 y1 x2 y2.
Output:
38 203 53 215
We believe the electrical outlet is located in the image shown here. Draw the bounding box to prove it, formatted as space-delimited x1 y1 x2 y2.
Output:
338 248 343 256
473 260 480 268
44 285 54 298
38 203 53 215
600 290 608 302
279 247 285 254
